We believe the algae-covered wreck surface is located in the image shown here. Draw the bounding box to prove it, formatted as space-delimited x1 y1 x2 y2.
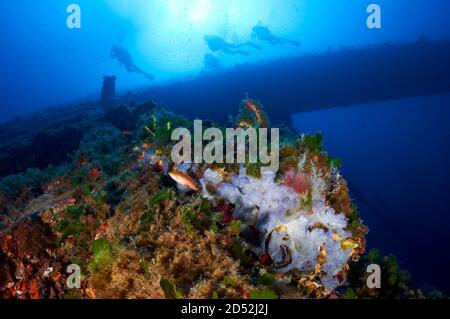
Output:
0 99 439 299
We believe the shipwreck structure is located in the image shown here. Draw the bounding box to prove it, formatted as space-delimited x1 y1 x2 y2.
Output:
141 39 450 126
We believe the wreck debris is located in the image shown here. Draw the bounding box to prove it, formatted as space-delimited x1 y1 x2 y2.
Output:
101 75 116 104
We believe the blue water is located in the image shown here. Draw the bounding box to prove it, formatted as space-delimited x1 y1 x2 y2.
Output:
1 0 450 121
1 0 450 293
293 93 450 291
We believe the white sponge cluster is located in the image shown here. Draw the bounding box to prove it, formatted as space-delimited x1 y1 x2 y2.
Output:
201 166 353 290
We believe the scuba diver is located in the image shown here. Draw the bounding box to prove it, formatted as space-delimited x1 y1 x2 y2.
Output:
204 35 260 56
110 45 154 81
252 25 300 47
204 54 221 70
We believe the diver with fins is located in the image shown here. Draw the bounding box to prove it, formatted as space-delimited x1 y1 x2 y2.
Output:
110 45 154 81
203 35 261 56
252 25 300 47
202 25 299 70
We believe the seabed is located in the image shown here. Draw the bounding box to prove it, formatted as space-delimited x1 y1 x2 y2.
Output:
0 98 444 299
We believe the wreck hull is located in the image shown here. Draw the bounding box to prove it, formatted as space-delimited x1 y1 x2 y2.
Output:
142 40 450 126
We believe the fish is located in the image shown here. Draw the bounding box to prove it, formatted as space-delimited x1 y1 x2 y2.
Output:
121 130 133 136
236 120 253 129
168 170 199 191
243 99 268 128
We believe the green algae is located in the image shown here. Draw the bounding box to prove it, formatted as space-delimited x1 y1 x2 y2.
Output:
0 165 69 197
92 238 112 255
81 184 92 195
89 238 113 273
302 132 324 153
229 220 241 236
327 156 343 169
65 205 84 219
368 248 382 264
299 191 313 210
245 163 262 178
148 189 173 207
257 273 276 286
249 288 278 299
343 288 358 299
200 198 212 213
160 278 184 299
223 275 240 288
59 223 85 242
209 212 222 233
231 241 250 265
92 190 108 205
182 206 198 235
139 258 151 280
140 210 154 230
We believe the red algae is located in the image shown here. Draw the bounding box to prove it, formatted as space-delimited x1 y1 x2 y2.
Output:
282 169 310 194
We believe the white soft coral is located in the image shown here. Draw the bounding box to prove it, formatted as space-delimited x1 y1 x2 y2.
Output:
201 165 353 290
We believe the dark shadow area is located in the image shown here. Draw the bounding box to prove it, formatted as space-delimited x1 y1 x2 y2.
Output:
293 93 450 293
140 39 450 126
0 126 83 177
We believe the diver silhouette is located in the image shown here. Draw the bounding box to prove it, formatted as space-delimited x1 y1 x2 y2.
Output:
204 35 260 56
110 45 154 81
252 25 300 47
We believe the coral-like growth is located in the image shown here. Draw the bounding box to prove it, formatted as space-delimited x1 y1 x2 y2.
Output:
202 162 362 293
0 99 440 299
